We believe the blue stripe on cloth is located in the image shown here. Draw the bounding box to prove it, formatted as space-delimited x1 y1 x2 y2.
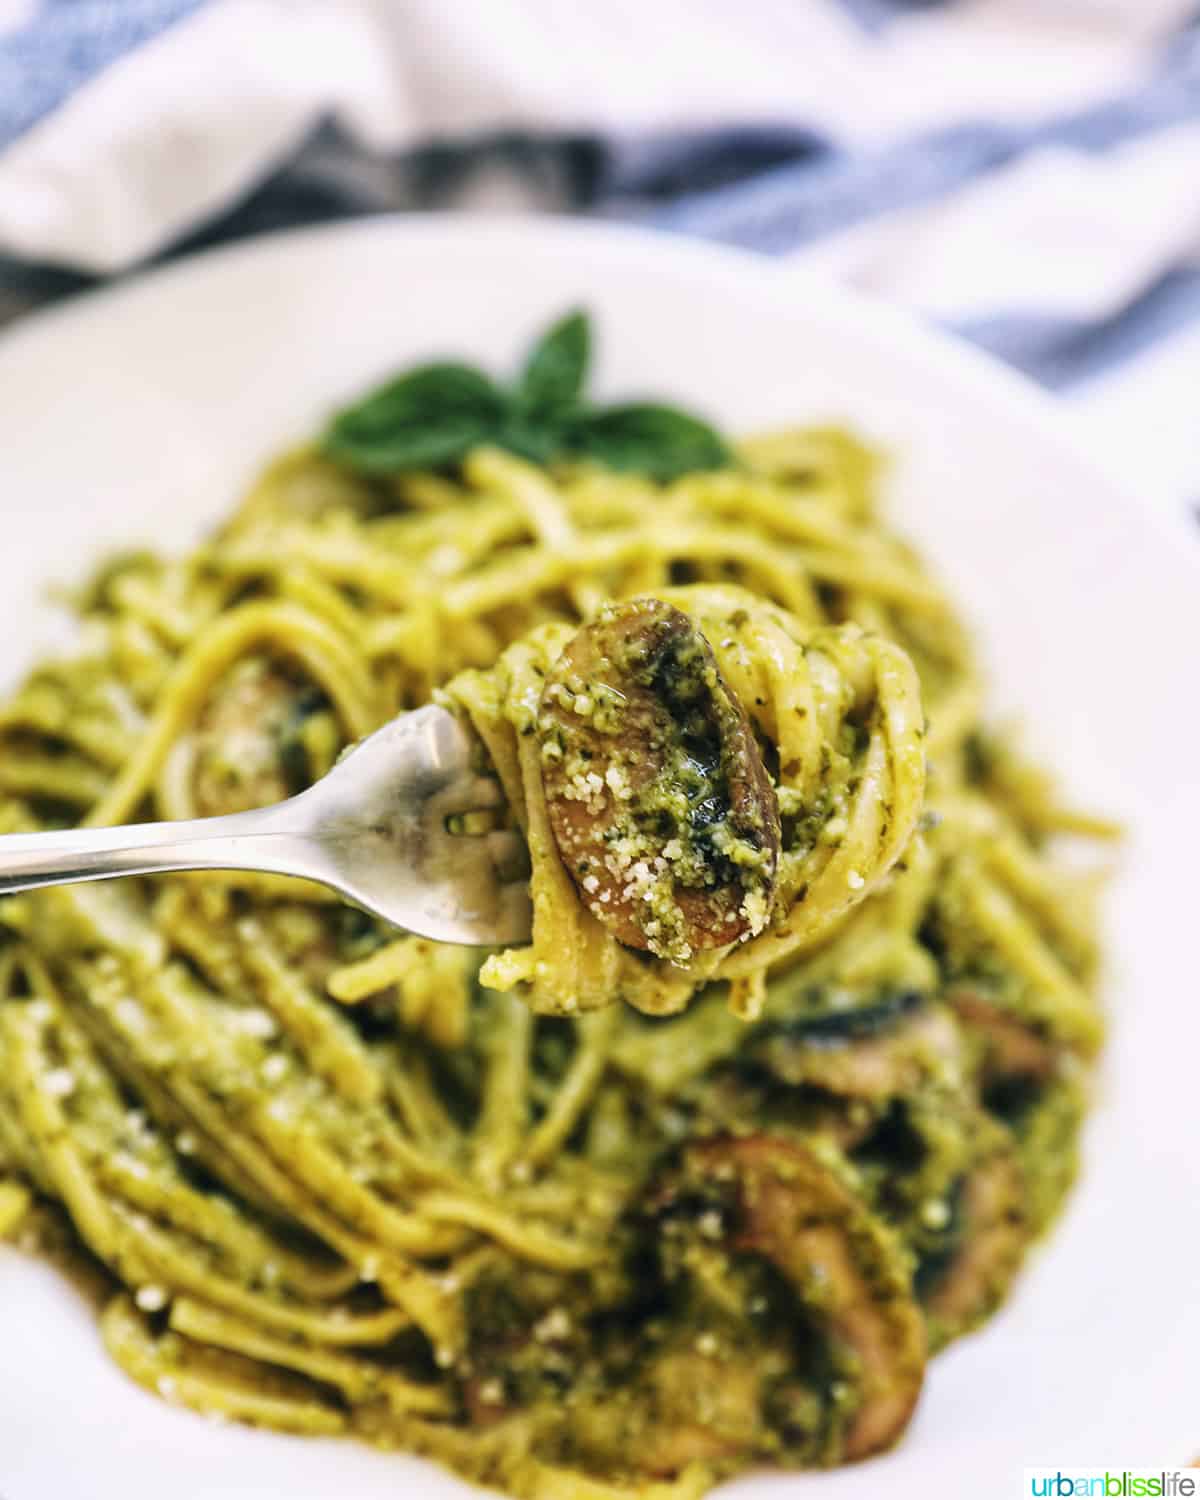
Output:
949 266 1200 389
831 0 954 36
0 0 207 145
600 126 832 201
643 26 1200 251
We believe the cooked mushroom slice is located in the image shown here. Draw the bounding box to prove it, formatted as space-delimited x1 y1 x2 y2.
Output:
750 994 963 1102
948 988 1057 1088
538 598 781 964
642 1135 926 1468
946 990 1087 1239
917 1131 1028 1352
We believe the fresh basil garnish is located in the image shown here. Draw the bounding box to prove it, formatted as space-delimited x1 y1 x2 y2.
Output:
322 311 730 483
491 416 565 466
516 308 589 417
566 403 730 482
324 363 506 475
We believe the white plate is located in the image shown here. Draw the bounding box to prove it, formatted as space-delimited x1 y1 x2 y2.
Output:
1 218 1197 1500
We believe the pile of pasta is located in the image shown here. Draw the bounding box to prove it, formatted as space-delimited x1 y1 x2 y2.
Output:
0 431 1112 1498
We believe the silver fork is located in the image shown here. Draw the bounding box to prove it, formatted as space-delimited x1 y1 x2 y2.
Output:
0 706 532 945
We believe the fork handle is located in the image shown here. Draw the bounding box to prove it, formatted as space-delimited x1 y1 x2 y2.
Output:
0 803 320 896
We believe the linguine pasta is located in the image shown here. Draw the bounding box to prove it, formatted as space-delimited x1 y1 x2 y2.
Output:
0 423 1111 1496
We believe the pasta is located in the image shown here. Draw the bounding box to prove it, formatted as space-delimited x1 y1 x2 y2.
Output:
0 413 1112 1497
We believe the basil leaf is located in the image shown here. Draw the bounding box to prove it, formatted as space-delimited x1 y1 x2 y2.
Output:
518 310 590 416
492 415 569 466
323 363 506 474
321 317 734 484
569 403 730 482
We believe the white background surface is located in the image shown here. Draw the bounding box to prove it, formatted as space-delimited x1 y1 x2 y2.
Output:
0 219 1197 1500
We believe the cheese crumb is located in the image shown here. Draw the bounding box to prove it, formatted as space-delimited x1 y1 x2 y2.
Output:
260 1053 288 1084
921 1198 951 1229
698 1210 724 1241
42 1067 76 1099
238 1008 277 1040
534 1307 571 1343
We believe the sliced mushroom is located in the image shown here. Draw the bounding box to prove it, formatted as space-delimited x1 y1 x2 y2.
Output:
647 1135 926 1466
538 598 780 964
947 988 1057 1086
946 990 1085 1242
919 1134 1028 1351
750 995 963 1102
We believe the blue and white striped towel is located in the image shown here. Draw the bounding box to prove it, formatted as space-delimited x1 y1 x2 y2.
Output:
1 0 1198 519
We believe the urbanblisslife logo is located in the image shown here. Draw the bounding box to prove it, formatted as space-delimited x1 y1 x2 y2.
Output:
1026 1473 1197 1498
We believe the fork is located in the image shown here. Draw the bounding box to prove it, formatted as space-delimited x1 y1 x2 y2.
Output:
0 706 532 945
